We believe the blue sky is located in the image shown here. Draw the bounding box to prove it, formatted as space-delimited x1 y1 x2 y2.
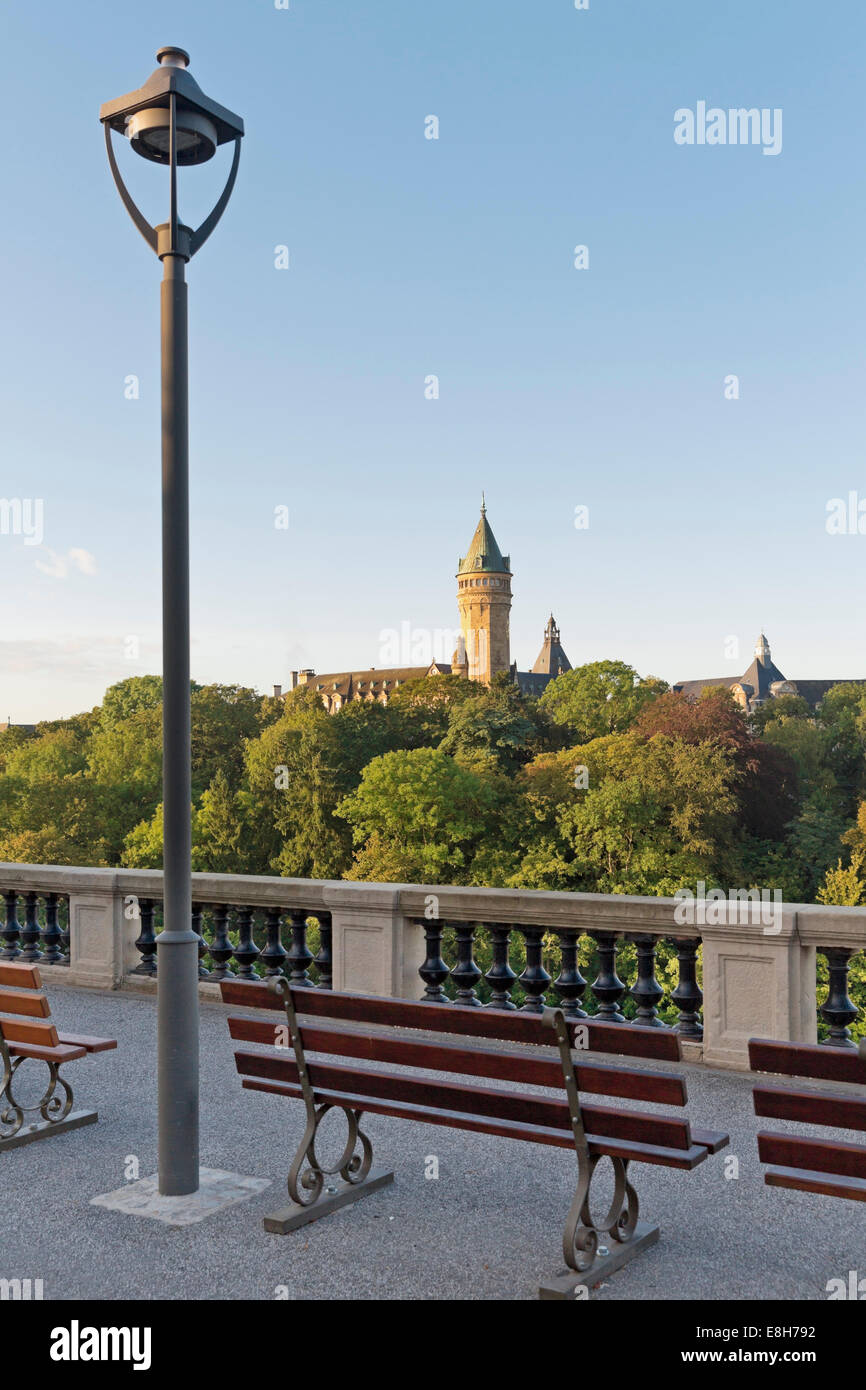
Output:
1 0 864 721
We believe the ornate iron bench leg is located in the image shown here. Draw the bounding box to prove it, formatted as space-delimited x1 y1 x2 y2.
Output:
538 1007 659 1300
262 978 394 1235
0 1035 97 1152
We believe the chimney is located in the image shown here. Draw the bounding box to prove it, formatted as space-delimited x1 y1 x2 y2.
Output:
290 671 298 689
273 684 282 699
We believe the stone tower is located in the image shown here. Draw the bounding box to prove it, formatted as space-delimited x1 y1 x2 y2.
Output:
455 500 512 683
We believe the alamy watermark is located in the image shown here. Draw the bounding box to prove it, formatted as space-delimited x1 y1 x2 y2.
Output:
0 497 43 546
674 881 783 933
674 103 782 157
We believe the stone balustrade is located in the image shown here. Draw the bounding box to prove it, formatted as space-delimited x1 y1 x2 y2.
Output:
1 863 864 1069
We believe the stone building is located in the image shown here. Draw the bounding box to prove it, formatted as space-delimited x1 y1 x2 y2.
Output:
281 502 570 712
673 633 858 714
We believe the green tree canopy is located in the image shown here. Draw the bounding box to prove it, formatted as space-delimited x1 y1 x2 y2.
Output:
539 661 667 742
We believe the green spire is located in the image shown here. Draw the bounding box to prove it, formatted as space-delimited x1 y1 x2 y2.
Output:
458 501 510 575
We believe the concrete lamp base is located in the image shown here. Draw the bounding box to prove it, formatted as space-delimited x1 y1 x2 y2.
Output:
90 1167 271 1226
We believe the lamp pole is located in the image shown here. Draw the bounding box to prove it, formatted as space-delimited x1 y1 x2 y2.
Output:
101 49 244 1196
158 90 196 1197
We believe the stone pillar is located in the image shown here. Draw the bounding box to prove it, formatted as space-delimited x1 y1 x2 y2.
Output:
700 906 815 1069
324 884 426 999
67 885 127 989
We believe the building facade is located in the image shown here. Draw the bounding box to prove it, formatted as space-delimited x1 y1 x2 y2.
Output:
673 633 857 713
281 503 570 712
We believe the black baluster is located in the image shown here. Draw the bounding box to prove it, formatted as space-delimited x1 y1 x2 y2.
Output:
553 930 588 1018
59 896 70 965
42 892 63 965
312 911 332 989
669 936 703 1038
286 908 313 985
590 931 626 1022
1 891 21 960
629 934 667 1027
518 926 552 1012
132 897 157 976
192 902 209 979
820 947 858 1049
20 891 42 963
419 918 450 1003
452 921 482 1006
208 904 235 980
484 923 517 1009
261 905 288 977
233 904 260 979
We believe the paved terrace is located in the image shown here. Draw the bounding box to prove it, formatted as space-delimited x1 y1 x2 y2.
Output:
3 981 861 1301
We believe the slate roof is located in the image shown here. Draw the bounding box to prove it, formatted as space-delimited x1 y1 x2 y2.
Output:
531 614 572 677
296 665 450 703
515 670 555 696
458 503 510 575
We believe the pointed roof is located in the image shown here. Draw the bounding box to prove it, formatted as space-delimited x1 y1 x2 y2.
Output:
457 500 510 575
531 614 571 676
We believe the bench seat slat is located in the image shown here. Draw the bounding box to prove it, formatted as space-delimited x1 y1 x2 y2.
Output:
689 1127 729 1154
749 1038 866 1086
763 1166 866 1202
226 1016 688 1106
0 963 42 989
753 1084 866 1133
0 987 51 1019
220 981 683 1062
233 1049 694 1150
241 1077 710 1169
7 1040 88 1062
0 1017 60 1048
57 1032 118 1053
758 1131 866 1181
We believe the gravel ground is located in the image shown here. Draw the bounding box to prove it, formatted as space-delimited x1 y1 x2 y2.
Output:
2 982 862 1301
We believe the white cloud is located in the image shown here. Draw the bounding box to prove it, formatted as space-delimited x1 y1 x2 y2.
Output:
34 548 68 579
33 547 97 579
69 548 97 575
0 636 158 676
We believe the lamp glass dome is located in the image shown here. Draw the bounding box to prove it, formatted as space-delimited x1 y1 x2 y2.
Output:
126 106 218 165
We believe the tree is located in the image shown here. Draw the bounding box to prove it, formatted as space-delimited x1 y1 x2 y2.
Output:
386 673 477 747
336 747 507 883
244 691 400 878
749 693 811 733
439 687 537 774
99 675 163 728
637 688 799 840
192 770 244 872
548 732 740 895
121 804 165 869
817 856 866 907
189 684 264 795
539 661 667 742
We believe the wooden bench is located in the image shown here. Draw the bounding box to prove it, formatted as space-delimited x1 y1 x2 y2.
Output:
0 962 117 1151
222 978 729 1298
749 1036 866 1202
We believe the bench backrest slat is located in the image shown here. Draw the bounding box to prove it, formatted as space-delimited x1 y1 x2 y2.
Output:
227 1015 688 1106
754 1084 866 1133
758 1133 866 1182
0 987 51 1020
0 1017 60 1048
749 1039 866 1086
0 963 43 990
220 981 683 1062
233 1049 694 1151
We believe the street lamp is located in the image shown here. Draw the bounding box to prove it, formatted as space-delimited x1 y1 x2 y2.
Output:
100 48 244 1197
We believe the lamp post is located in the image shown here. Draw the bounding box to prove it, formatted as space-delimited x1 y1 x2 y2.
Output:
100 49 244 1196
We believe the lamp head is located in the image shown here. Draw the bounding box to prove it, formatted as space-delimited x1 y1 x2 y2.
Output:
99 47 244 166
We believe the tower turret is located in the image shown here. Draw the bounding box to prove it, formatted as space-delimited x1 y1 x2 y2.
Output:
456 499 512 683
